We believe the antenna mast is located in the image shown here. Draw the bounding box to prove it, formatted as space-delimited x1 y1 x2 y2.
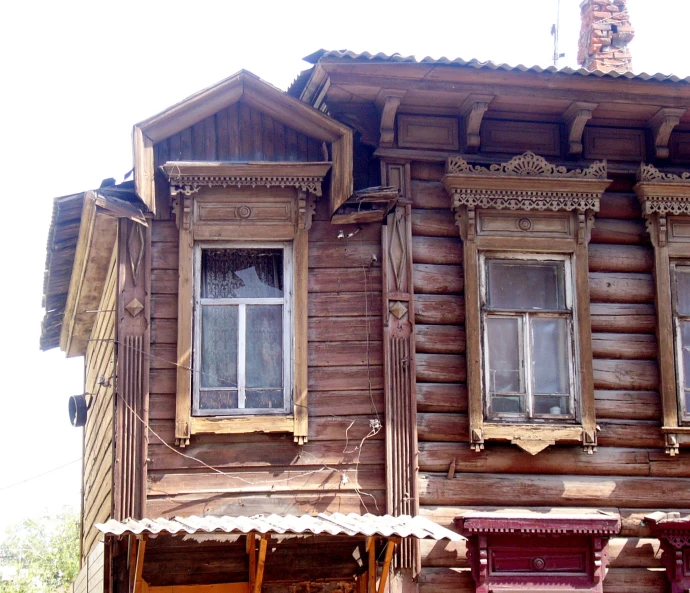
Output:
551 0 566 67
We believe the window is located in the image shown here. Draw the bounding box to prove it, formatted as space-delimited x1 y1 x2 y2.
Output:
442 152 611 454
672 263 690 423
481 256 575 421
194 245 292 416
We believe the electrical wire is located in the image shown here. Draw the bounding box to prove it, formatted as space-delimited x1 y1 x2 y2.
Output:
0 458 82 493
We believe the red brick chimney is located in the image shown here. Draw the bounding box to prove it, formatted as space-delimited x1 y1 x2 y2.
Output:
578 0 635 73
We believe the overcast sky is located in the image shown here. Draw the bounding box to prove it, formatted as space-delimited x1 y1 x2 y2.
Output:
0 0 688 533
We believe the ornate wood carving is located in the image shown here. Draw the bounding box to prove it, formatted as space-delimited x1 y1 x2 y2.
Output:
383 205 419 574
563 102 597 155
376 90 406 147
635 163 690 455
444 152 610 454
114 218 151 520
456 512 620 593
646 512 690 593
460 95 493 150
648 108 687 160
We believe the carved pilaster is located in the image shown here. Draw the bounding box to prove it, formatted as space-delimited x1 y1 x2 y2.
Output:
648 108 686 160
383 204 419 574
114 218 151 520
563 102 597 155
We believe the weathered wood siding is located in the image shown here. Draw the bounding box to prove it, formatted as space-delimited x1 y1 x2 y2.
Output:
410 162 686 593
146 197 386 516
82 247 117 560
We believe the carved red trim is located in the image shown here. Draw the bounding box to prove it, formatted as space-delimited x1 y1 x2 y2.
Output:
646 513 690 593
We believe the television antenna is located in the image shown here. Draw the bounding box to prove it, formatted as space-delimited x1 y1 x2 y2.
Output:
551 0 566 67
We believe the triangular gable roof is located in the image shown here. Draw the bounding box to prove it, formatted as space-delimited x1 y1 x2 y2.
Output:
133 70 353 214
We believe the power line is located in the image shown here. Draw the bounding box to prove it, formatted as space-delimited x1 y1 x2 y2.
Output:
0 459 82 493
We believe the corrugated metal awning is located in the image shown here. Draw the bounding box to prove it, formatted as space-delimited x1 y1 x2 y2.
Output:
96 513 463 541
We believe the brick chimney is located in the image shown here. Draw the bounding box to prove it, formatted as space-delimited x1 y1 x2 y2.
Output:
578 0 635 73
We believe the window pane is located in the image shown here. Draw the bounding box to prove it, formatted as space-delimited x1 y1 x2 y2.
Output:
681 321 690 390
531 318 570 395
490 395 523 414
676 267 690 315
246 390 284 409
534 395 570 416
487 260 565 310
199 390 238 411
200 305 238 388
246 305 283 390
487 316 523 394
202 249 283 298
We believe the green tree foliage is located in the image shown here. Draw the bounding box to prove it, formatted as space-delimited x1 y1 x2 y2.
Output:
0 508 79 593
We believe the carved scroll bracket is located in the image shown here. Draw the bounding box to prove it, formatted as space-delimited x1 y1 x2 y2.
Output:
563 101 597 155
648 108 687 160
665 432 680 456
172 193 193 231
460 94 493 150
297 190 317 230
376 90 406 147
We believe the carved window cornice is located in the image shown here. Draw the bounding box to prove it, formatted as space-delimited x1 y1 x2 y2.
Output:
636 163 690 218
646 512 690 591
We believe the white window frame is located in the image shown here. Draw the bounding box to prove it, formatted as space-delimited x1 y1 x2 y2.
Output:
192 241 293 416
671 261 690 423
479 252 578 423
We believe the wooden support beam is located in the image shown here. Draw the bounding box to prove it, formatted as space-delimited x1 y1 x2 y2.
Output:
246 533 256 593
648 107 686 159
253 535 269 593
563 102 597 155
460 95 493 150
133 537 147 593
366 536 376 593
376 90 406 147
377 538 399 593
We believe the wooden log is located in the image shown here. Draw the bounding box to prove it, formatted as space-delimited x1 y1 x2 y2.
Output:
419 471 690 507
150 369 175 395
590 303 656 334
418 413 469 442
308 268 382 293
150 318 177 344
151 221 178 242
416 354 467 383
413 264 464 295
308 341 383 366
411 209 458 238
416 325 466 354
415 295 465 325
412 181 450 210
309 316 382 342
151 295 178 319
597 419 664 449
417 567 474 593
592 333 657 360
148 394 175 420
593 359 659 390
417 383 467 413
598 192 642 220
147 440 385 471
150 344 178 369
308 365 384 391
309 221 380 243
418 442 651 476
594 390 661 421
151 269 178 294
412 236 463 265
309 242 381 268
648 449 690 477
308 293 380 318
151 243 178 270
590 218 649 245
411 162 445 182
604 567 668 593
589 272 654 304
588 244 653 273
308 390 384 417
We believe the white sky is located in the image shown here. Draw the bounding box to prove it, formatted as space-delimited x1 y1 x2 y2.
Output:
0 0 688 533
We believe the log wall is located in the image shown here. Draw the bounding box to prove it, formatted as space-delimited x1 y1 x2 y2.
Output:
410 165 689 593
82 247 117 560
146 197 386 517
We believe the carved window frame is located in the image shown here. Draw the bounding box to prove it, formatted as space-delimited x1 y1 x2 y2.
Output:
442 152 611 455
635 163 690 455
164 161 329 446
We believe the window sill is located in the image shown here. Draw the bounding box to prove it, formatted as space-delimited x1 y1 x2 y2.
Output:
482 423 586 455
190 415 294 435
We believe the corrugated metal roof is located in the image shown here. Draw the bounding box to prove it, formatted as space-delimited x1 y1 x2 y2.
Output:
96 513 463 541
304 49 690 83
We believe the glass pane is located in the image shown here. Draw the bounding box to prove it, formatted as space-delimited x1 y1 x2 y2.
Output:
246 305 283 389
681 321 690 390
246 390 284 409
532 317 570 395
490 395 523 414
487 260 565 310
684 391 690 417
534 395 570 416
200 305 238 388
676 267 690 315
487 317 523 394
202 249 283 298
199 390 238 411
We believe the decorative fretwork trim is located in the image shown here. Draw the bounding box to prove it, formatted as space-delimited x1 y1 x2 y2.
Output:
446 151 607 180
635 164 690 220
168 174 324 197
638 162 690 183
452 191 601 213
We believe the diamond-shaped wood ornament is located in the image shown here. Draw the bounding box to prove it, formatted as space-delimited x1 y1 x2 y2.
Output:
389 301 408 320
125 298 144 317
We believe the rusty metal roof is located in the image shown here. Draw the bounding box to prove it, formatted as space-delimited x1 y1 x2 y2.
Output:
96 513 463 541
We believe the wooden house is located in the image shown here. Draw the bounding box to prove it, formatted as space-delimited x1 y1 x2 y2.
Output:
41 18 690 593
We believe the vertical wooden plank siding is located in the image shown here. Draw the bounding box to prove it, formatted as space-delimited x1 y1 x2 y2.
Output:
82 246 117 560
